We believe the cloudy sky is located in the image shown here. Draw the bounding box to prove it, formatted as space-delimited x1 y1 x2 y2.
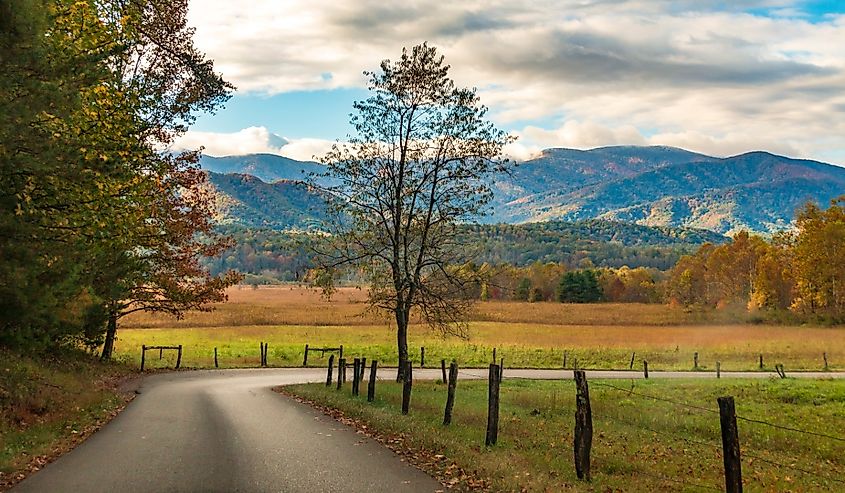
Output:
174 0 845 165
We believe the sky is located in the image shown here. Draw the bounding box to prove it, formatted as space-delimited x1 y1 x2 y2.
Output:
173 0 845 165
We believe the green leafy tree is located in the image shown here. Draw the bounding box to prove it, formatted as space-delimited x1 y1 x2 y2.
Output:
558 270 602 303
0 0 239 352
515 278 532 301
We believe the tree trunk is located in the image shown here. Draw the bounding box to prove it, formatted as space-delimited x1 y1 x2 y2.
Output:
100 308 118 361
395 307 409 382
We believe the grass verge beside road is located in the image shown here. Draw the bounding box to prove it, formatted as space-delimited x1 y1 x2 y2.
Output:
0 350 135 491
283 378 845 492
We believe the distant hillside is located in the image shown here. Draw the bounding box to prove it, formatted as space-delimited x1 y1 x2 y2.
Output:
207 172 326 230
201 154 321 183
494 147 845 233
199 146 845 235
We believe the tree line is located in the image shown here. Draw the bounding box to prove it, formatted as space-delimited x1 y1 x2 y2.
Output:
0 1 238 355
207 220 715 284
665 199 845 322
447 198 844 321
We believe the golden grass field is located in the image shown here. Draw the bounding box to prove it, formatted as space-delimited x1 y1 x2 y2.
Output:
117 286 845 371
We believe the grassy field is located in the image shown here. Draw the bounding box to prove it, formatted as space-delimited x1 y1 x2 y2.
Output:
0 351 133 490
116 286 845 372
284 378 845 492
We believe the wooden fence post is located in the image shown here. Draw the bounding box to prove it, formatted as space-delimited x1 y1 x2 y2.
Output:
176 345 182 369
326 354 335 386
563 350 567 369
352 358 361 396
573 370 593 481
303 344 309 367
214 347 218 368
159 348 163 360
492 347 496 364
440 359 447 384
401 361 413 415
824 352 829 370
339 345 343 360
420 347 425 368
337 358 345 390
643 360 649 379
717 361 721 379
499 358 504 381
367 360 378 402
629 352 635 370
485 363 501 446
759 354 763 369
694 351 699 370
443 361 458 425
140 345 146 371
717 396 743 493
360 357 367 382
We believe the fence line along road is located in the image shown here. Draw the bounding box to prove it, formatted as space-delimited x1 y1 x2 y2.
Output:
452 368 845 380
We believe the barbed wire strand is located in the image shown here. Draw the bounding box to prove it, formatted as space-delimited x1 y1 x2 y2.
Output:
742 452 845 485
625 468 722 492
734 415 845 443
589 381 720 415
593 411 722 452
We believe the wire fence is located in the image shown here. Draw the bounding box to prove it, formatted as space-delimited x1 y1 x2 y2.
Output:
589 377 845 490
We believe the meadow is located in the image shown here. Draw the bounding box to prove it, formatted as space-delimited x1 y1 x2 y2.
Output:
116 286 845 372
284 378 845 492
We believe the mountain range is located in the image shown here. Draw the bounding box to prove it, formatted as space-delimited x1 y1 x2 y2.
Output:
200 146 845 235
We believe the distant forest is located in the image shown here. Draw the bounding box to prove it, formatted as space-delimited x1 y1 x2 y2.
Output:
205 220 727 284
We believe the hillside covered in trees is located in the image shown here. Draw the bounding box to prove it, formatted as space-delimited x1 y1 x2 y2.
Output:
207 219 726 284
201 147 845 235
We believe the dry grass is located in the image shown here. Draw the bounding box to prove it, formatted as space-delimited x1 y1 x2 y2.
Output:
117 285 845 371
122 286 382 328
122 285 736 328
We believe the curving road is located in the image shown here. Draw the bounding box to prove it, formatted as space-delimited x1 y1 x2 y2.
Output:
13 367 845 492
13 369 441 493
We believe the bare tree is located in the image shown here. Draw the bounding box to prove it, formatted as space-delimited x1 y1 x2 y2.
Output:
311 43 513 381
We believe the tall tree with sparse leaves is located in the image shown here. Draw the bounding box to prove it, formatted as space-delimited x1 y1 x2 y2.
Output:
312 43 512 380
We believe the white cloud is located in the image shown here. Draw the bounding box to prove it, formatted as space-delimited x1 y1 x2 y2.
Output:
277 138 336 161
172 126 288 156
172 126 336 161
510 120 803 159
186 0 845 164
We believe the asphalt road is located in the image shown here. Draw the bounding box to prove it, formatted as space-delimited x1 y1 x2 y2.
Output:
13 369 441 493
14 367 845 492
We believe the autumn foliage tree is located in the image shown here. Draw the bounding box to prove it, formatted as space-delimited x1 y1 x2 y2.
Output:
790 197 845 319
665 199 845 322
312 44 512 380
0 0 238 353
